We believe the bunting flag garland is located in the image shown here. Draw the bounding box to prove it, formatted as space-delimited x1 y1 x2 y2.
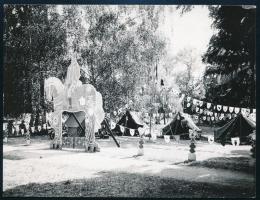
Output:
229 107 234 113
234 107 240 114
223 106 228 112
179 93 256 122
207 103 212 109
217 105 222 111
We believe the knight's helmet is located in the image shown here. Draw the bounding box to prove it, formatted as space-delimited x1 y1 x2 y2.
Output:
65 52 82 106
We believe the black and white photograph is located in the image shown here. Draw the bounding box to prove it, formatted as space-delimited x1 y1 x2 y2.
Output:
2 4 256 198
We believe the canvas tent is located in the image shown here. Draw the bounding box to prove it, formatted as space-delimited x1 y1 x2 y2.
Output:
162 112 201 137
214 113 256 145
64 111 85 137
113 111 144 136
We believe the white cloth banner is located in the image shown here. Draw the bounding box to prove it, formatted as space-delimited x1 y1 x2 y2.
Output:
164 135 170 143
241 108 247 114
196 107 200 113
229 107 234 113
120 125 125 133
245 109 251 115
208 136 214 144
43 124 47 130
151 133 157 141
217 105 222 111
193 99 198 105
118 108 122 114
207 103 211 109
130 129 135 136
138 127 145 135
111 122 116 129
234 107 240 114
223 106 228 112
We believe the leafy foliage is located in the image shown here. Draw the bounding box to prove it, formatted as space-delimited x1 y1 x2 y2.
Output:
202 6 256 107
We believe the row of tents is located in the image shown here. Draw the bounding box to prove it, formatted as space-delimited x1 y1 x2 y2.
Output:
64 110 256 145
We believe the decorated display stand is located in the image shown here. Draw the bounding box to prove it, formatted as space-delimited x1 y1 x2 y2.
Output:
188 129 197 162
44 53 105 152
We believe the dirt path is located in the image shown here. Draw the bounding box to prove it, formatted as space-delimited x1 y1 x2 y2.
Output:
3 137 255 193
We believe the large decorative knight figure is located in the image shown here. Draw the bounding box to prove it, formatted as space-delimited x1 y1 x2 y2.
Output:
44 53 105 152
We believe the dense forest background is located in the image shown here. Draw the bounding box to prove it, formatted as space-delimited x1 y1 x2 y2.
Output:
3 5 256 118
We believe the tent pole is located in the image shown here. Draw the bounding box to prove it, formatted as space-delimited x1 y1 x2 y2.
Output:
70 112 85 135
104 118 120 147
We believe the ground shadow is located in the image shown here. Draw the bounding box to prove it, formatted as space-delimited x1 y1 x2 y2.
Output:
3 171 255 198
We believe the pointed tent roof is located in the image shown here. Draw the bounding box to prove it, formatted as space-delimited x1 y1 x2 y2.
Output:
214 113 255 144
162 112 201 135
114 111 144 136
